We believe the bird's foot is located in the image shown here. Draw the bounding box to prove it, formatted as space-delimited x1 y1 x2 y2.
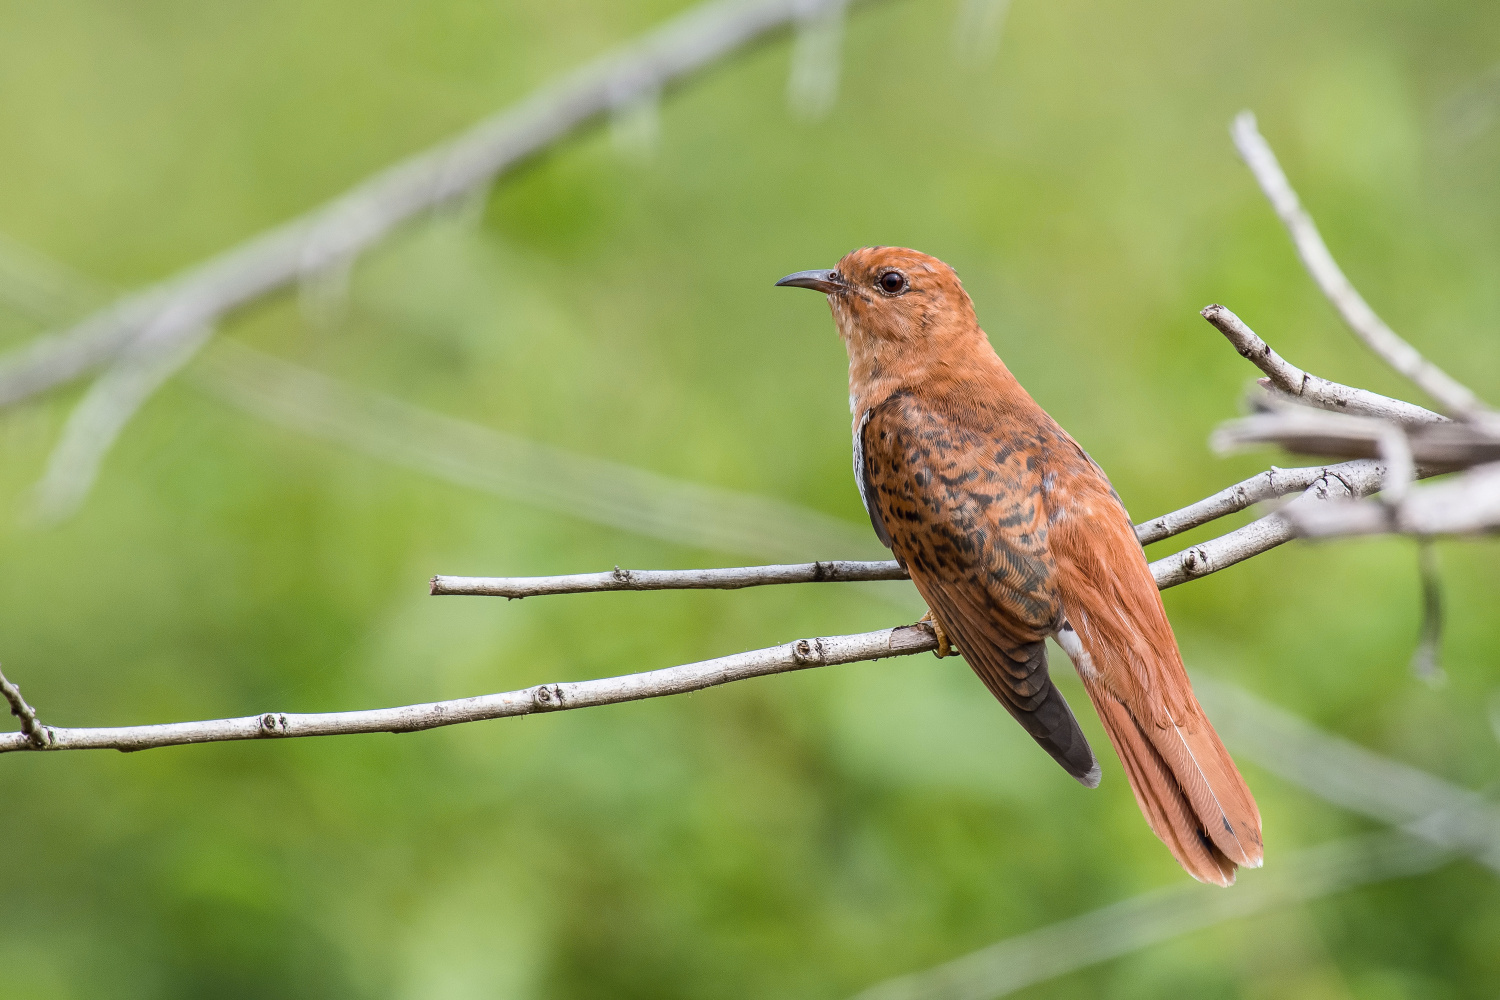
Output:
918 607 957 658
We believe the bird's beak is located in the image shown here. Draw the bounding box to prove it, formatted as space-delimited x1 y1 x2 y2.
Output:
775 269 842 294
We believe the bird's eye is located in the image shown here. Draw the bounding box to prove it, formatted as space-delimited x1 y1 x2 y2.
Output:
877 271 907 295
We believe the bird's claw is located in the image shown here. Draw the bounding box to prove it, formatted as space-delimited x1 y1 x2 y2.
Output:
918 608 956 658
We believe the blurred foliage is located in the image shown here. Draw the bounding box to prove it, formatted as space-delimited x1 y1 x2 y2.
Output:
1 0 1499 996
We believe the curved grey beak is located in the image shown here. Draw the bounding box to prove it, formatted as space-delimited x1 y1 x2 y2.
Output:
775 269 842 294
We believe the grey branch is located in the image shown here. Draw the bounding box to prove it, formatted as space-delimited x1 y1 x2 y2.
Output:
0 665 50 749
1213 407 1500 469
0 457 1375 753
1287 459 1500 538
0 0 878 411
439 458 1403 599
1131 459 1379 546
1230 111 1489 419
432 559 907 597
0 625 938 754
1200 304 1446 425
1145 460 1393 587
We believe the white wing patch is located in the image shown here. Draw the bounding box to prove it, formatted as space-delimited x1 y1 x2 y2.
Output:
1055 622 1098 680
853 408 875 519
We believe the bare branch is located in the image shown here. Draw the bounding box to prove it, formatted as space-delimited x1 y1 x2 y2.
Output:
1214 407 1500 468
0 624 938 754
1287 460 1500 538
0 442 1463 758
0 0 884 410
1146 462 1387 588
1132 460 1374 545
0 665 50 749
1200 304 1446 425
438 459 1415 599
1230 111 1489 419
432 559 906 597
3 456 1388 752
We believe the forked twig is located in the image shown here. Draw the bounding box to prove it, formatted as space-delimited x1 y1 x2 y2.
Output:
1231 111 1490 420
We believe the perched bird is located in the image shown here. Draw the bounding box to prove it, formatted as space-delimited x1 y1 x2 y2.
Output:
777 247 1262 885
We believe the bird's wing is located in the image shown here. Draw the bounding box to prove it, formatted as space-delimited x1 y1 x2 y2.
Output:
860 392 1099 786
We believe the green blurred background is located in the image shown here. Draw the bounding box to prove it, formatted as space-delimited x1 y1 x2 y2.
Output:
1 0 1498 996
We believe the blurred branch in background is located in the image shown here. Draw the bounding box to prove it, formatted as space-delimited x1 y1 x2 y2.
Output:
852 677 1500 1000
0 0 891 521
0 235 883 558
787 0 849 117
27 326 213 523
1230 112 1492 422
196 340 881 560
852 834 1449 1000
951 0 1012 65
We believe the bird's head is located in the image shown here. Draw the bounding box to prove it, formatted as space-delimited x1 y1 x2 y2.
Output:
778 247 987 403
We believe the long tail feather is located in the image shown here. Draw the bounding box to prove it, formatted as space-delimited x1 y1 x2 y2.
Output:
1084 681 1241 885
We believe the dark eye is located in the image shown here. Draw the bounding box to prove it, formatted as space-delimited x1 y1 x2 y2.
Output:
878 271 906 294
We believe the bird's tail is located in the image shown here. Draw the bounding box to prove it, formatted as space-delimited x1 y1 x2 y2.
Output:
1081 677 1263 886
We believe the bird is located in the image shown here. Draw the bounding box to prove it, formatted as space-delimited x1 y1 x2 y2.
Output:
777 247 1262 885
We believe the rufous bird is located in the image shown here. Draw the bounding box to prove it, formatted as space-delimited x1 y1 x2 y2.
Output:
778 247 1262 885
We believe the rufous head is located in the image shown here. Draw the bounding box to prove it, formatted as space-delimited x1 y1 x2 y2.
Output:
777 247 989 404
777 247 978 350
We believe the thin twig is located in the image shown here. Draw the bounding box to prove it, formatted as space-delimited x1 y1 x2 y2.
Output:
0 0 883 411
1230 111 1489 419
0 625 938 754
0 665 50 749
1200 304 1446 425
432 559 906 597
786 0 848 117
